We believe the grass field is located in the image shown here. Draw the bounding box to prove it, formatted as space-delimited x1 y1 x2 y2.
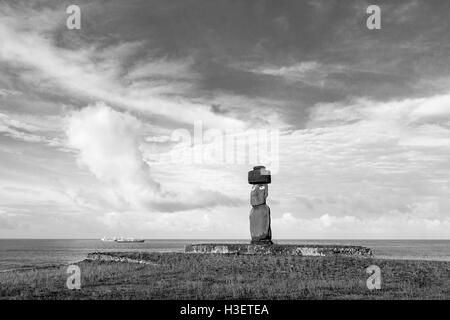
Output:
0 252 449 299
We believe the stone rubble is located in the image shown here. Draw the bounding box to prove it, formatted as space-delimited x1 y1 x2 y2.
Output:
184 244 373 257
86 253 158 265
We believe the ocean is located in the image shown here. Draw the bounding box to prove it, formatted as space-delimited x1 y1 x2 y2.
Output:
0 239 449 271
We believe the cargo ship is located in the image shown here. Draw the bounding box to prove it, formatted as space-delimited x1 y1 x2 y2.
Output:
100 237 117 242
114 237 145 243
100 237 144 243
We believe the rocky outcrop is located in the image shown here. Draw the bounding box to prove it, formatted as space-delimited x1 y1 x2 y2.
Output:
184 244 373 257
86 253 158 265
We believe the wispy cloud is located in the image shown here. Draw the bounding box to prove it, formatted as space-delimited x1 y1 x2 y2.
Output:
0 3 243 130
0 88 21 97
0 112 63 146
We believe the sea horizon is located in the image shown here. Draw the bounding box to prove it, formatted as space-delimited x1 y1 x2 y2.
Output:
1 238 449 240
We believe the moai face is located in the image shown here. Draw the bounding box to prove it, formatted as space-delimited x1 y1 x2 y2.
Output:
250 184 268 206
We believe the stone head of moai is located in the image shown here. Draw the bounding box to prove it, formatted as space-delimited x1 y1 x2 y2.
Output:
248 166 272 245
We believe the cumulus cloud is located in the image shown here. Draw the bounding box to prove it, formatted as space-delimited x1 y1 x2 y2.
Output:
66 103 162 207
65 103 243 213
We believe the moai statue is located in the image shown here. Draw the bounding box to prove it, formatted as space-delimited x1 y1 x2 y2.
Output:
248 166 272 245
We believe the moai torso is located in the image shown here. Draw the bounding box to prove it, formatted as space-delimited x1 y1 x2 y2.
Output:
249 184 272 244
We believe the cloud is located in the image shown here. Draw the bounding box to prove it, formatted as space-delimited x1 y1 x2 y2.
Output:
98 212 122 230
66 102 162 208
150 189 244 213
270 92 450 228
253 61 322 80
309 93 450 126
0 209 21 229
65 103 243 213
0 88 21 97
0 112 40 132
125 56 197 81
0 112 63 146
0 5 244 130
1 0 450 238
273 212 450 239
97 210 216 234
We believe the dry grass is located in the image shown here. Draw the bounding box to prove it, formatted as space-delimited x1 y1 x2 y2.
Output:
0 253 449 299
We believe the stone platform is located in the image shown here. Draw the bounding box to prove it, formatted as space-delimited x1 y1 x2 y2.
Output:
184 243 373 257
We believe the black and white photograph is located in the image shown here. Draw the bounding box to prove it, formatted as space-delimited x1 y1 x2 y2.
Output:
0 0 449 307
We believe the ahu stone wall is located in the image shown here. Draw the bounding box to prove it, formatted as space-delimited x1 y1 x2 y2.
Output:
184 244 373 257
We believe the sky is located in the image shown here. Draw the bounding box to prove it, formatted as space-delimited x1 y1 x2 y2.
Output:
0 0 450 239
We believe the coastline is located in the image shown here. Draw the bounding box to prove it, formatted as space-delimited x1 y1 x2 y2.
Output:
1 239 449 273
0 252 449 299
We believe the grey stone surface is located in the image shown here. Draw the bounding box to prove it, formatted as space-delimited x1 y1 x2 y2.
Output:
86 253 158 265
248 166 271 184
184 244 373 257
250 204 272 243
249 183 272 244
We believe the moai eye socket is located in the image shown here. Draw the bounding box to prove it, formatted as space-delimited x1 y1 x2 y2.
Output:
252 185 258 191
259 185 265 190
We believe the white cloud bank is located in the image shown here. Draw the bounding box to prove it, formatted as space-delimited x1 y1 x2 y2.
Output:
273 212 450 239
